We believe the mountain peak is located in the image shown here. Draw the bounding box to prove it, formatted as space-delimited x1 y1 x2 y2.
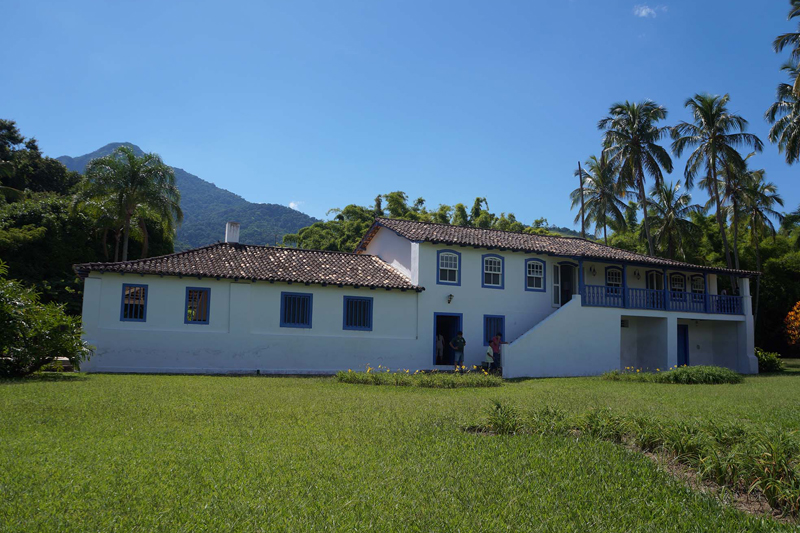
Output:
57 142 144 173
57 143 318 250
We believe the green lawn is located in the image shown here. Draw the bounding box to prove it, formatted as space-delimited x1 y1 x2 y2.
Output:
2 364 799 532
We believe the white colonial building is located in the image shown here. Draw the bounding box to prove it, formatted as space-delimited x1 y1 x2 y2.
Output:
75 219 758 377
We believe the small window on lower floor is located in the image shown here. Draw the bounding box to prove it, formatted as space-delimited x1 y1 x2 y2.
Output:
281 292 313 328
121 284 148 322
185 288 210 324
343 296 373 331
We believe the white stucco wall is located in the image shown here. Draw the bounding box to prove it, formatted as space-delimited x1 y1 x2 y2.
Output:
363 227 414 280
413 242 567 369
81 273 422 374
678 319 742 370
78 229 758 376
620 316 668 370
502 296 622 378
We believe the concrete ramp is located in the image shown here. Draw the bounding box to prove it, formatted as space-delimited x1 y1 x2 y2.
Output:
503 295 622 378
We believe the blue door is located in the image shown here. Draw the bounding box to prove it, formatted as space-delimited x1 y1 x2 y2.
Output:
677 325 689 366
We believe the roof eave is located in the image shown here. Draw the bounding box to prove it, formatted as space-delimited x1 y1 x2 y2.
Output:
72 265 425 292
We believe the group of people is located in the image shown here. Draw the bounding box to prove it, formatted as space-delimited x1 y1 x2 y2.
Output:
436 331 505 372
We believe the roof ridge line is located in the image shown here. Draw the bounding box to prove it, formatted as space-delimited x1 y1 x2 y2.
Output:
375 216 597 243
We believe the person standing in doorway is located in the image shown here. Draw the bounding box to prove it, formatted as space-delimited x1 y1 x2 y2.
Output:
450 331 466 370
436 333 444 365
489 332 507 372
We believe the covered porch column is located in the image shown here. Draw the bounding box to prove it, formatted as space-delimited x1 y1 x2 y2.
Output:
666 314 679 369
737 277 758 374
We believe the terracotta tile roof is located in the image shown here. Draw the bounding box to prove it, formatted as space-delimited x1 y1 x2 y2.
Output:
358 218 759 277
74 243 422 291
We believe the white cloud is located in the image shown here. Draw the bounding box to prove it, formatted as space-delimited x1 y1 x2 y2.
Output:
633 4 667 18
289 201 304 210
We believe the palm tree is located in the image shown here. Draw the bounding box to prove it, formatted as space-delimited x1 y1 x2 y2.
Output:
643 182 703 260
766 61 800 164
719 153 757 270
570 155 628 245
671 93 762 272
598 100 673 256
740 171 784 323
77 146 182 262
773 0 800 95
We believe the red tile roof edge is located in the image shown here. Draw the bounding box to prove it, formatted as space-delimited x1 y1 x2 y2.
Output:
356 217 759 277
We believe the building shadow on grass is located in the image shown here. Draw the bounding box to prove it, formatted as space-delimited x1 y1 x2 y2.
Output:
0 372 89 385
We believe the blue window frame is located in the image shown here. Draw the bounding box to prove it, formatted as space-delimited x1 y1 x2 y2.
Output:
280 292 313 328
436 249 461 286
483 315 505 346
481 254 504 289
343 296 373 331
185 287 211 325
525 258 546 292
120 283 148 322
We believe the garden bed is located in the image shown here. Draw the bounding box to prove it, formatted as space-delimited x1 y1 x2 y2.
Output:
335 366 502 388
471 401 800 519
602 365 743 384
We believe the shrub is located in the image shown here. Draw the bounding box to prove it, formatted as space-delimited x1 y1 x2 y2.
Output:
484 400 522 435
755 348 785 373
0 261 92 377
602 365 743 385
335 366 502 389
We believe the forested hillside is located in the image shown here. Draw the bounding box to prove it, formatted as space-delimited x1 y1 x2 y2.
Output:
58 143 318 249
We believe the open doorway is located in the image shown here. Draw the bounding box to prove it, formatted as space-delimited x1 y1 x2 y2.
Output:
554 263 577 306
434 313 462 366
560 264 575 305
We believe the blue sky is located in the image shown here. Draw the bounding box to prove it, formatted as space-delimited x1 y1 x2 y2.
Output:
2 0 797 229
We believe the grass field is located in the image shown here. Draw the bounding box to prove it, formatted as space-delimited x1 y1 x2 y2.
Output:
2 363 800 532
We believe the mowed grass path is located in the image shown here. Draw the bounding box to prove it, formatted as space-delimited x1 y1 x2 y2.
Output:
2 364 800 532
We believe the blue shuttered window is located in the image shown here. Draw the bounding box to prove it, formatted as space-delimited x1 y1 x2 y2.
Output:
343 296 373 331
483 315 505 346
185 288 211 324
280 292 313 328
120 284 148 322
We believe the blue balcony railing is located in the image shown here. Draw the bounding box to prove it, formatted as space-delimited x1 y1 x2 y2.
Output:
627 288 666 310
583 285 624 308
581 285 744 315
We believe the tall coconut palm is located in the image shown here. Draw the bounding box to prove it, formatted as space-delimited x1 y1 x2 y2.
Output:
671 93 763 272
719 153 758 271
77 146 182 262
773 0 800 95
642 182 703 261
741 171 784 323
570 155 628 245
598 100 673 256
766 61 800 165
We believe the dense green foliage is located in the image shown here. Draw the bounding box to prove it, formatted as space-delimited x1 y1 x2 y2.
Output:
602 366 744 384
283 191 579 252
2 369 800 530
58 142 318 250
335 367 501 388
0 262 91 377
0 120 80 196
478 401 800 516
0 126 175 312
755 348 785 373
